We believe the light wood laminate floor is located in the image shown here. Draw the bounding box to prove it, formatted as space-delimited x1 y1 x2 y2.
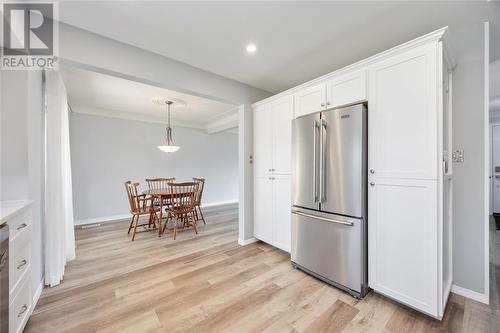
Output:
25 204 499 332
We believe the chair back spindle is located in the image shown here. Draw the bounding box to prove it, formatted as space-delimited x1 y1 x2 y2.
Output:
192 178 205 205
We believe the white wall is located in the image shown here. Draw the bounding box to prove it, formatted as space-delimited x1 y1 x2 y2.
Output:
0 70 45 302
70 112 238 223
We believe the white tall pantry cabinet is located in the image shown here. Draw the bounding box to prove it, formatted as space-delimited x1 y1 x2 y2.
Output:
253 95 293 252
252 27 453 319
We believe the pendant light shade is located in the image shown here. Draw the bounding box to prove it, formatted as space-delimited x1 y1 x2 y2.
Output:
158 101 180 153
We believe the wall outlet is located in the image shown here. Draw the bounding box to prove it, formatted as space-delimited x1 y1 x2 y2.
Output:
452 149 464 163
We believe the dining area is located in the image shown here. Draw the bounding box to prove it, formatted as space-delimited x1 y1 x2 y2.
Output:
124 178 206 241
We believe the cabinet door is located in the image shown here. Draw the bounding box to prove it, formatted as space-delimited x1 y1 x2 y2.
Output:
273 176 291 252
254 177 274 244
272 96 293 174
326 70 367 109
368 178 438 316
253 105 274 177
368 44 437 180
294 83 326 118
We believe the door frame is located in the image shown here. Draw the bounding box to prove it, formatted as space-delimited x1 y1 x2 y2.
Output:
490 122 500 215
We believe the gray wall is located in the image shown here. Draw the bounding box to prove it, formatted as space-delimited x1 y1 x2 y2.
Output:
70 112 238 223
59 22 271 240
451 22 487 294
1 70 45 301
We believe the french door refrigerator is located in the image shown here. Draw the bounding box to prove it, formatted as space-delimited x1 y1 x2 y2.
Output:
291 103 368 298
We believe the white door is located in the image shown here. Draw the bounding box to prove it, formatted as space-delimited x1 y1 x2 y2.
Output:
368 178 438 317
254 177 273 244
273 175 291 252
272 96 293 174
254 105 274 177
294 83 326 118
326 70 367 109
368 44 437 180
492 125 500 213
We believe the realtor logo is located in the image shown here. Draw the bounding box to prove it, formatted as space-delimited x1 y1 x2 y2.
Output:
1 2 58 70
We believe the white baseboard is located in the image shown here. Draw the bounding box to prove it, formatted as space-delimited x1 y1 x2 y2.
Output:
451 284 489 304
238 237 258 246
75 214 130 226
201 200 238 208
74 201 239 226
32 278 44 306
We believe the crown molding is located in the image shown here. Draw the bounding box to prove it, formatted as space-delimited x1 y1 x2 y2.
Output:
252 26 450 108
206 109 238 134
71 105 239 134
71 105 206 129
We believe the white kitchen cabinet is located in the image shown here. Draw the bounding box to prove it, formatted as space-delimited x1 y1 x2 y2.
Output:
368 178 438 315
368 43 438 180
252 27 453 319
253 177 273 244
253 95 293 176
273 175 292 252
367 38 453 319
0 201 34 333
326 70 367 110
253 105 273 177
254 175 291 252
294 83 326 118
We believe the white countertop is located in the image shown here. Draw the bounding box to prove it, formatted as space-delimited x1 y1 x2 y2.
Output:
0 200 33 224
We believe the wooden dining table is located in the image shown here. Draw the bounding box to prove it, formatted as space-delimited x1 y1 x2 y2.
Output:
142 188 194 237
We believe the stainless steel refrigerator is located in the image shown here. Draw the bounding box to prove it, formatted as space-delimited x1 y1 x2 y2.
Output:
291 103 368 298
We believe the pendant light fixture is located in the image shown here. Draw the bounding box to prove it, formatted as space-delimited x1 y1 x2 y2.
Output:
158 100 180 153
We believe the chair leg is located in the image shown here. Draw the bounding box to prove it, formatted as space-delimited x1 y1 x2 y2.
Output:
173 215 178 240
190 211 198 235
127 215 135 234
198 205 206 225
131 215 139 241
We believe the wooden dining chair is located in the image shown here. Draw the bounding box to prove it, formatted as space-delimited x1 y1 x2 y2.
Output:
124 181 160 241
192 178 206 225
163 182 199 240
145 178 175 207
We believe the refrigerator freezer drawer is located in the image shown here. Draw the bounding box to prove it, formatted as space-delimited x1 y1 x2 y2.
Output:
291 209 364 294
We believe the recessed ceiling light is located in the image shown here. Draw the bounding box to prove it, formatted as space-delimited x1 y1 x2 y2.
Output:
246 43 257 54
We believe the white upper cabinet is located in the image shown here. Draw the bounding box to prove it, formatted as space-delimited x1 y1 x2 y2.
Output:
253 105 273 177
272 96 293 174
294 83 326 118
326 70 367 109
368 44 437 180
253 95 293 176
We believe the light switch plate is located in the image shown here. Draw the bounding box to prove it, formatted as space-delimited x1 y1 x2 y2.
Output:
452 149 464 163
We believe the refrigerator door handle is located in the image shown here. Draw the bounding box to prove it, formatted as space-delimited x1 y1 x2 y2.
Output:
320 119 328 203
313 120 320 202
291 210 354 226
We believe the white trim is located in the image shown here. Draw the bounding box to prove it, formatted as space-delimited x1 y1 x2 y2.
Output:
74 214 130 226
451 284 489 304
74 201 239 226
252 27 450 108
32 278 44 308
238 237 258 246
484 21 490 305
72 105 206 130
201 200 238 208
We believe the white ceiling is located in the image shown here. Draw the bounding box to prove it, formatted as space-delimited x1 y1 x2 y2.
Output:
60 65 237 130
59 1 500 94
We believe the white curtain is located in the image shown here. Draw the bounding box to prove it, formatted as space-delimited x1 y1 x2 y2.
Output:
44 70 76 287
